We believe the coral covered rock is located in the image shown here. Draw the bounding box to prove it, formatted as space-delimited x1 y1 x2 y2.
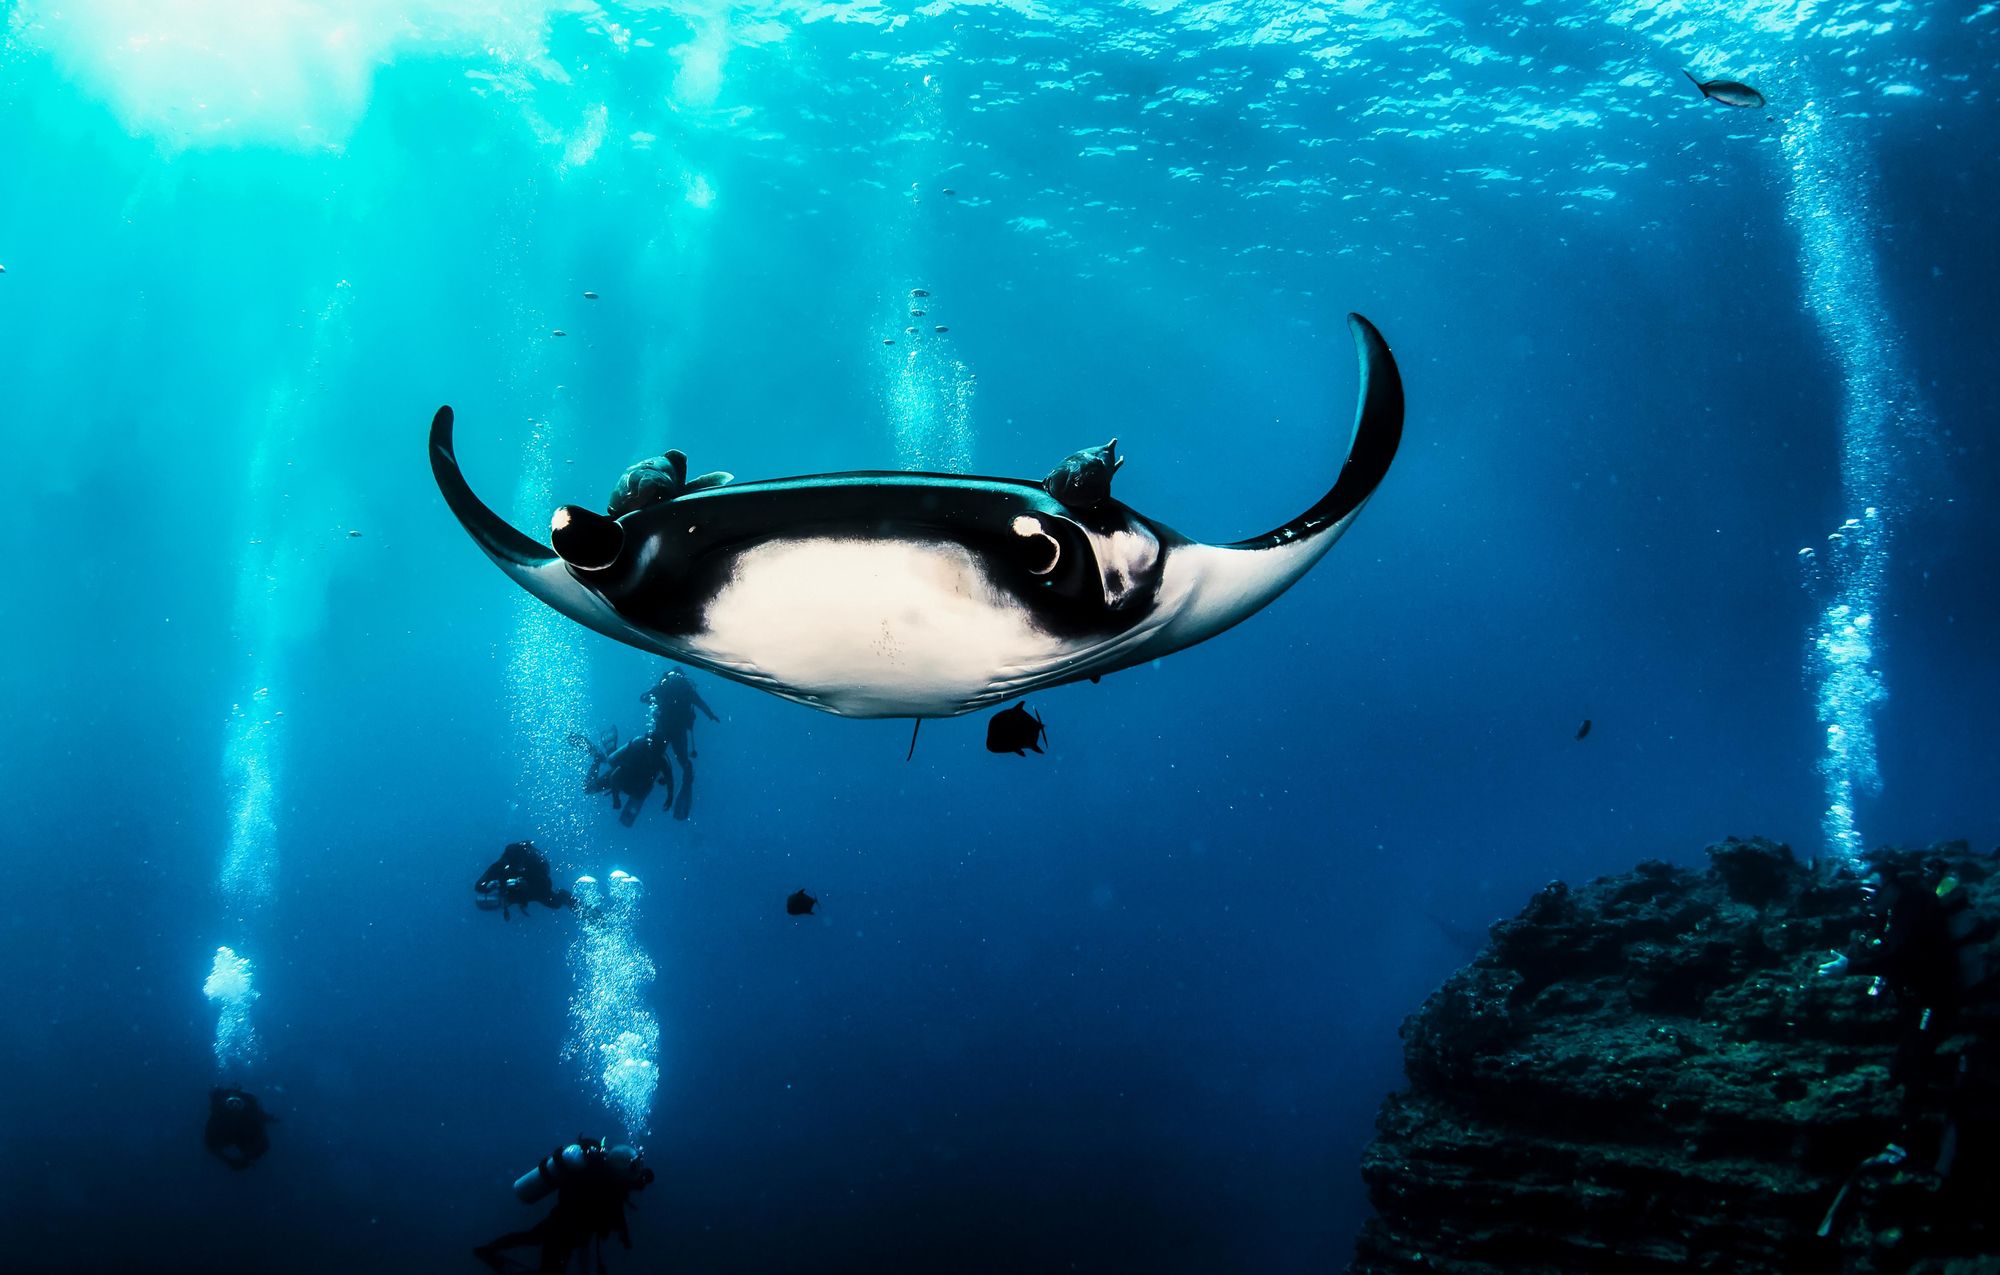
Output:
1351 838 2000 1274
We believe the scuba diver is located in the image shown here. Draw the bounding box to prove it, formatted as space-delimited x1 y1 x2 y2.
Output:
204 1086 276 1170
1820 859 1983 1126
476 841 575 919
571 726 672 829
641 668 718 821
475 1136 654 1274
1816 854 1992 1236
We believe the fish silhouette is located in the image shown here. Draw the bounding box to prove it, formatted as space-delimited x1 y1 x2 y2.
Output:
986 702 1048 756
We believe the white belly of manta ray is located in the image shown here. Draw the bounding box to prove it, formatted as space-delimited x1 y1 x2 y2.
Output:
691 537 1071 718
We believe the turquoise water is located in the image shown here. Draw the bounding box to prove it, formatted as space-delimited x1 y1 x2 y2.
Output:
1 3 1995 1271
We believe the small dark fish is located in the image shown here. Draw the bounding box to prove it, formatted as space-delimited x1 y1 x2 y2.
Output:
934 325 948 334
1575 719 1592 741
941 188 956 196
552 328 567 337
986 701 1048 756
346 529 363 538
883 338 896 346
910 309 926 317
1684 70 1764 109
787 889 817 916
910 288 930 298
583 290 599 299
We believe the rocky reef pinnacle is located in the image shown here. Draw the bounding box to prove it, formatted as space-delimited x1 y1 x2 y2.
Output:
1351 838 1999 1274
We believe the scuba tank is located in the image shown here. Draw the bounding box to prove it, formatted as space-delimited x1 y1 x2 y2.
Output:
475 875 524 913
513 1142 590 1204
513 1139 654 1204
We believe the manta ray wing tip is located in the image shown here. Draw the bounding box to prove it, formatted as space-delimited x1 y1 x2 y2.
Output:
430 404 457 454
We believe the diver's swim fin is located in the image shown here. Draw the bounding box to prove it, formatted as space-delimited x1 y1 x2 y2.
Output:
1818 1143 1908 1238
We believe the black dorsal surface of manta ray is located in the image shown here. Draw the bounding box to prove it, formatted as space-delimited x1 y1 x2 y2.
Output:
430 312 1404 720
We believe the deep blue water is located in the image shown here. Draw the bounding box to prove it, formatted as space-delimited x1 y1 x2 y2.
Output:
2 3 1997 1272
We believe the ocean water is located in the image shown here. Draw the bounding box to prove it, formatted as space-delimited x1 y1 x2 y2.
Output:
1 3 1996 1272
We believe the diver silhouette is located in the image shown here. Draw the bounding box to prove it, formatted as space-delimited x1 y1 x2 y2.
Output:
204 1086 276 1170
640 669 718 821
475 841 574 919
476 1137 654 1274
572 725 672 828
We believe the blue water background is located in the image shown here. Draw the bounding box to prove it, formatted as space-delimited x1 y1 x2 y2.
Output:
2 3 1997 1271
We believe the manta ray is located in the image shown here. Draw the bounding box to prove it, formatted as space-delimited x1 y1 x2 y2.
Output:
430 312 1404 719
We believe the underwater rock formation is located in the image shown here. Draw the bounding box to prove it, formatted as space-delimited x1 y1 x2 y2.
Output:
1351 838 2000 1274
